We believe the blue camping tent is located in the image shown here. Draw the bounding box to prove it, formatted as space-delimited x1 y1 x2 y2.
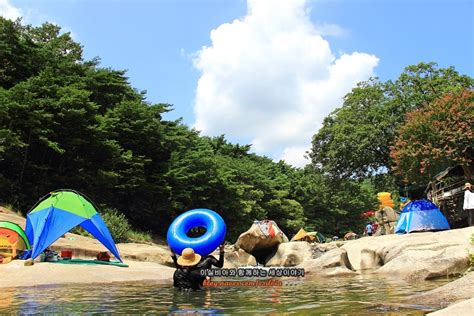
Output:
25 190 122 262
395 200 450 234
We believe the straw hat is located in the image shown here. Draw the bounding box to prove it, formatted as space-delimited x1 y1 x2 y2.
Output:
465 182 472 189
177 248 201 267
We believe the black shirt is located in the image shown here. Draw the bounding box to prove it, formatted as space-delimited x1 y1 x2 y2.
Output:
171 251 224 290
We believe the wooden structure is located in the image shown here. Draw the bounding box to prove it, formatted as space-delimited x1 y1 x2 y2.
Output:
425 165 473 228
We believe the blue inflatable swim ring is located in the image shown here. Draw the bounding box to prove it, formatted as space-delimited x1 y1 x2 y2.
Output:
167 208 226 256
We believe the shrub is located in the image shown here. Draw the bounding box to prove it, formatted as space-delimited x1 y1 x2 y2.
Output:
126 230 153 244
100 208 131 243
70 226 91 237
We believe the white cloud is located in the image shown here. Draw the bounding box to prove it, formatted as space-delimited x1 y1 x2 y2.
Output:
193 0 378 168
313 22 349 37
0 0 22 20
0 1 78 40
280 146 310 168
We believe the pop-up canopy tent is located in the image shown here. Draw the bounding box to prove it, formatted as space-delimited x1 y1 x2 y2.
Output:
0 221 31 259
291 228 316 242
25 190 122 262
395 200 450 234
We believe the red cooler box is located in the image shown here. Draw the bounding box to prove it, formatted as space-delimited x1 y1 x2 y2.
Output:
61 250 73 259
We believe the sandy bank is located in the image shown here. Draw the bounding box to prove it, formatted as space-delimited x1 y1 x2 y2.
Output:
0 260 174 288
0 208 174 288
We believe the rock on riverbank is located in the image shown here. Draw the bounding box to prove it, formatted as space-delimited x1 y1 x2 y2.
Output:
299 227 474 281
411 271 474 310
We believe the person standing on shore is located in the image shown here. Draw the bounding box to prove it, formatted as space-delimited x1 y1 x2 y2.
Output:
364 222 373 236
463 183 474 226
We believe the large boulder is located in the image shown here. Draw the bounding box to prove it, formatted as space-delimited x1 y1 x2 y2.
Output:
223 248 257 268
298 227 473 280
234 220 288 254
342 226 474 280
376 244 469 281
309 242 341 259
265 241 312 267
298 247 356 277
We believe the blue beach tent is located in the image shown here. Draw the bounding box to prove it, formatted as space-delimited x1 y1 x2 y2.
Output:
25 190 122 261
395 200 450 234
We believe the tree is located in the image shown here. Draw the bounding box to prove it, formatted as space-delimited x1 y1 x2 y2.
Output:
292 167 377 236
310 63 473 180
390 62 473 112
0 18 36 88
310 78 392 178
390 90 474 184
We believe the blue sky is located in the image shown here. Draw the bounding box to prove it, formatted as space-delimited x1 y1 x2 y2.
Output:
2 0 473 166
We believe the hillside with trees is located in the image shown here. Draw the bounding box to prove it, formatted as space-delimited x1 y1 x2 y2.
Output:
310 62 473 197
1 18 472 242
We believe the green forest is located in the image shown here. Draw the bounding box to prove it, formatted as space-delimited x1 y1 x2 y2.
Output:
1 18 473 242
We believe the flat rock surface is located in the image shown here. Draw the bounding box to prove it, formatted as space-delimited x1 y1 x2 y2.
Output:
342 227 474 280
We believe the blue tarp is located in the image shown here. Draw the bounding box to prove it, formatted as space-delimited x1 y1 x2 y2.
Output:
395 200 450 234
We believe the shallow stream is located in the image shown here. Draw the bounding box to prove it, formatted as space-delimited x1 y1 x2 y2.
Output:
0 274 452 314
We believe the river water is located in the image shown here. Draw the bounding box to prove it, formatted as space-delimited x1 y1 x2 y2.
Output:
0 275 451 314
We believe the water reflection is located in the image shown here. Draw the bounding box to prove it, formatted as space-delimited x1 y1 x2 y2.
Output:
0 288 13 309
0 275 449 315
169 289 224 315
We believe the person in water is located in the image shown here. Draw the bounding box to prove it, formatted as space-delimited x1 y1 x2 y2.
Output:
170 245 225 291
170 247 201 291
193 244 225 287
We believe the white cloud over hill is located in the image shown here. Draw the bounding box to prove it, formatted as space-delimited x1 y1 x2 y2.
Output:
193 0 378 167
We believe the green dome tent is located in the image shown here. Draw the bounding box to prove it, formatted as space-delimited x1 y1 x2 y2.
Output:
25 190 122 262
